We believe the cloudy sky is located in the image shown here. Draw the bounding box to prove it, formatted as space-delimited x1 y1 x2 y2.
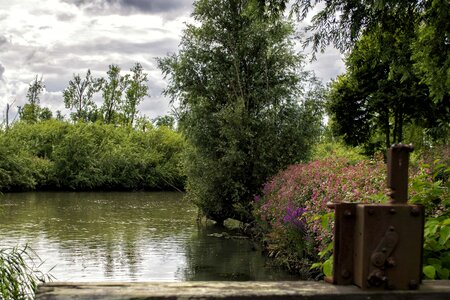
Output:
0 0 344 124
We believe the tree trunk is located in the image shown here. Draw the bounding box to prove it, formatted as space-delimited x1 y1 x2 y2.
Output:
384 108 390 149
398 111 403 143
393 110 398 144
6 103 9 130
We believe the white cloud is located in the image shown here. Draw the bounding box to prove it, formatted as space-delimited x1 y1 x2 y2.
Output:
305 46 345 82
0 0 344 124
0 0 192 123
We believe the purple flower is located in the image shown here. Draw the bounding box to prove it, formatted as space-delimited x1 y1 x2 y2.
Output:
283 206 306 229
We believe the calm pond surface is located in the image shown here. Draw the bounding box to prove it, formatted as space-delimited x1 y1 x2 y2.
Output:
0 192 299 282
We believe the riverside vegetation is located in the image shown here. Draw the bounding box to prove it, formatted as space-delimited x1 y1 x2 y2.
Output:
252 144 450 279
0 120 185 192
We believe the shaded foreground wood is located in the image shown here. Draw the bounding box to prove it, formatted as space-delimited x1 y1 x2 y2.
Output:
37 280 450 300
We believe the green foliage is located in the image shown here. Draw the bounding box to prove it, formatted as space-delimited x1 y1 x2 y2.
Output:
101 65 129 124
20 75 46 124
123 63 149 126
412 0 450 104
0 245 52 300
26 75 44 106
155 115 175 129
0 120 186 192
326 27 445 152
0 131 36 191
63 69 101 122
20 104 54 124
410 156 450 280
312 141 365 164
311 242 334 278
259 0 450 147
159 0 324 223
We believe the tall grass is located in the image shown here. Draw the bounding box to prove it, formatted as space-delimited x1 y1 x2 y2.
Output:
0 245 53 300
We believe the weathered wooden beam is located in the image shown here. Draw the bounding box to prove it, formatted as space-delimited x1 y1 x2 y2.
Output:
36 280 450 300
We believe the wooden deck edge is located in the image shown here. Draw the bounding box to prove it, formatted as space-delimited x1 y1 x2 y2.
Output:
36 280 450 300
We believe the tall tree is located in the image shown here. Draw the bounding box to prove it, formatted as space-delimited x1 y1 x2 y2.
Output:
412 0 450 138
327 26 439 152
63 70 101 122
123 63 149 126
159 0 323 223
21 75 45 123
101 65 129 124
259 0 449 143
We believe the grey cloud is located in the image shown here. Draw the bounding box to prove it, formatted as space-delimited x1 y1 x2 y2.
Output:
63 0 193 18
305 47 345 82
45 76 71 92
59 37 179 57
56 12 77 22
0 35 8 48
0 63 5 81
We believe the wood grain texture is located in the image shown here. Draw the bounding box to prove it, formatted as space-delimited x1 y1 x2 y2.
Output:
36 280 450 300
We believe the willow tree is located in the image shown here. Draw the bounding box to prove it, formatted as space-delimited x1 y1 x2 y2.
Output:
159 0 323 224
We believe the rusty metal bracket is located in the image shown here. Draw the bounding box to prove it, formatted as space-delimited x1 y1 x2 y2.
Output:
387 143 414 204
327 144 424 290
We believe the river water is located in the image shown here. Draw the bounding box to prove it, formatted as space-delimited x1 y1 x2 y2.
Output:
0 192 299 282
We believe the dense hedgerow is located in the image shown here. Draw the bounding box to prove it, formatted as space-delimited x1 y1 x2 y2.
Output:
253 145 449 279
0 120 185 192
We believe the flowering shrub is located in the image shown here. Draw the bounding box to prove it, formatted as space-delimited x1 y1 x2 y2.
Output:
253 155 386 276
253 145 449 279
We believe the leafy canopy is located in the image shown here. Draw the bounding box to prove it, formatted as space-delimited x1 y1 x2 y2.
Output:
159 0 323 223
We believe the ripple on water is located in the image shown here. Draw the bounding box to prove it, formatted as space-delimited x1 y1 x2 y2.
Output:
0 192 300 282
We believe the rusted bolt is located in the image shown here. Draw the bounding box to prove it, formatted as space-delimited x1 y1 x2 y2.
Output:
386 256 396 268
341 269 351 279
368 270 386 287
409 280 419 290
371 252 385 267
368 208 375 216
389 208 396 214
344 210 352 218
411 206 421 217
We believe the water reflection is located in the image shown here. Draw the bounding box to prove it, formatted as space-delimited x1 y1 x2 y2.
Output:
0 192 299 281
182 226 299 281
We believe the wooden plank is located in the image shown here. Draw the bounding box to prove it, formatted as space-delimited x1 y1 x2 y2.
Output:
36 280 450 300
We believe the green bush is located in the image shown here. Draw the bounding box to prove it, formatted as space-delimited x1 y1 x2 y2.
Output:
0 134 36 191
0 120 186 192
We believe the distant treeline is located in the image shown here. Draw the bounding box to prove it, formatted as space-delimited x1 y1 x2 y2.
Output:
0 120 185 192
